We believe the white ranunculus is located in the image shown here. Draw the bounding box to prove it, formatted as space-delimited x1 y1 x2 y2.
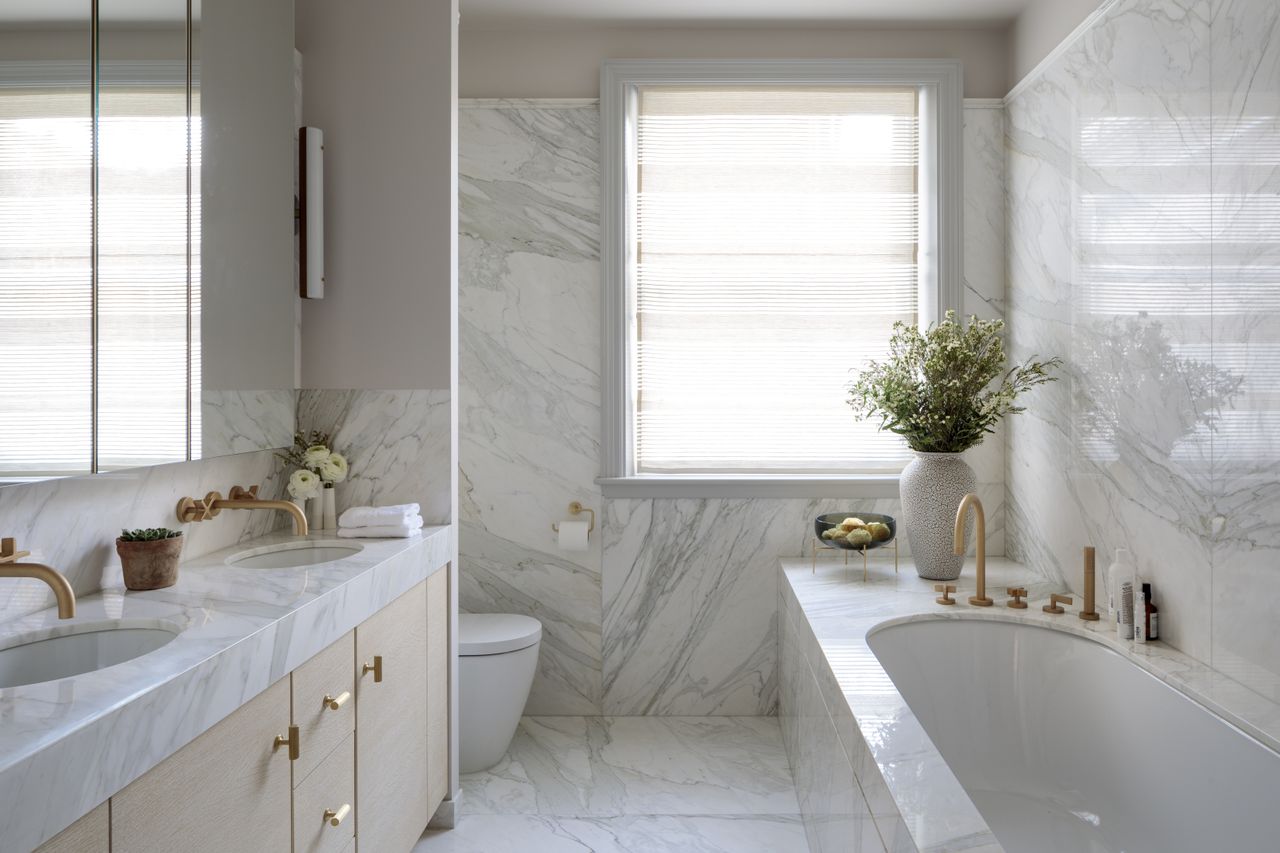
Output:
302 444 332 467
319 451 349 484
287 468 321 500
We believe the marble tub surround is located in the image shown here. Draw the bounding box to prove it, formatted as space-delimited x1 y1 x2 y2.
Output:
417 715 807 853
0 448 289 626
1004 0 1280 702
780 557 1280 853
458 98 1008 717
0 526 450 852
296 388 453 526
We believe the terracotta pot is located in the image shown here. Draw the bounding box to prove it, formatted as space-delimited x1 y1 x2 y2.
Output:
116 535 185 591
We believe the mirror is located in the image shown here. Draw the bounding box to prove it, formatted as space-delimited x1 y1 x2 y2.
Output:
0 0 296 483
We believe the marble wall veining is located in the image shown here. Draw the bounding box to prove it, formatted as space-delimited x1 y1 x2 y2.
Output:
1006 0 1280 700
296 389 453 526
0 449 288 625
459 99 1008 715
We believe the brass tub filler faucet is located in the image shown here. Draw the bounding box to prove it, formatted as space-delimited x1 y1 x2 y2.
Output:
953 493 992 606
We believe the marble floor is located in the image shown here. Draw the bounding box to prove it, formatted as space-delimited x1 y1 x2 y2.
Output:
415 716 809 852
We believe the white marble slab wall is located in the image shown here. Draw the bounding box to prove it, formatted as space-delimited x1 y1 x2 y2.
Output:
295 389 453 526
459 99 1007 715
200 389 296 459
1006 0 1280 700
0 449 288 625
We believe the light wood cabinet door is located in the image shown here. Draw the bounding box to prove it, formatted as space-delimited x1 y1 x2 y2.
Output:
425 568 449 816
293 732 355 853
293 630 355 785
35 802 108 853
110 677 293 853
355 581 429 853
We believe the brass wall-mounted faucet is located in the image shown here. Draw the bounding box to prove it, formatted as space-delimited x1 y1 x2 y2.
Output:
953 493 992 606
0 537 75 619
176 485 309 536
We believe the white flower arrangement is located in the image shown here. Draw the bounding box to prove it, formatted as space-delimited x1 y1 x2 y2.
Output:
277 431 351 498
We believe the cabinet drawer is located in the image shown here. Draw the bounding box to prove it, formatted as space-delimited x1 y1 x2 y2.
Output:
293 732 355 853
35 802 107 853
292 631 355 784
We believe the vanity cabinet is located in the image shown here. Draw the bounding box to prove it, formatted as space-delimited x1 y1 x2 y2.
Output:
110 677 294 853
33 573 448 853
355 583 431 853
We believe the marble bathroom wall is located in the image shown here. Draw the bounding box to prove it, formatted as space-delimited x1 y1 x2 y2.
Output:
1006 0 1280 700
459 100 1008 715
296 389 453 526
0 449 288 625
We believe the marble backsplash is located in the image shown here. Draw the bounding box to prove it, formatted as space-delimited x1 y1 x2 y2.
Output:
0 449 287 625
459 99 1008 715
1005 0 1280 700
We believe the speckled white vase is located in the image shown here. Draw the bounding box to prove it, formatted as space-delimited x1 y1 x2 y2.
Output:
900 452 976 581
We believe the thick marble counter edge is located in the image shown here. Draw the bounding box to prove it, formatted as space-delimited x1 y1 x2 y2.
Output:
0 526 451 853
779 557 1280 853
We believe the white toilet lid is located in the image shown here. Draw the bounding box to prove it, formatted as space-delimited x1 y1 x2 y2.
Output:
459 613 542 656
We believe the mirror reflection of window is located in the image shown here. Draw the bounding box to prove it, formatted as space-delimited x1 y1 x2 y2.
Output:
0 25 94 479
97 6 194 471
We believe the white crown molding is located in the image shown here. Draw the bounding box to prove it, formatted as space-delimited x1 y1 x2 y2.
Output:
1005 0 1123 104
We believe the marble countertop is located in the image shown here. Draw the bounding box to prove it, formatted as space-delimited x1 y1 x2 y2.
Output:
0 526 452 852
781 557 1280 853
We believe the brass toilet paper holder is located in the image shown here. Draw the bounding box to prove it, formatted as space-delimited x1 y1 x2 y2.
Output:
551 501 596 534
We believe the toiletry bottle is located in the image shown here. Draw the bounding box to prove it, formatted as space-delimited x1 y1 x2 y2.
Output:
1134 578 1148 644
1111 549 1135 640
1143 582 1158 641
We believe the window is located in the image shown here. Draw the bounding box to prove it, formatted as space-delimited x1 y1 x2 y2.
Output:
600 61 963 497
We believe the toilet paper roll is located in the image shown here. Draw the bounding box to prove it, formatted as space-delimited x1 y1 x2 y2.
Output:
556 520 590 551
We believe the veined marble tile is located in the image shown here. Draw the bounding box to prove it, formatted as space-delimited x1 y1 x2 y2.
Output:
199 389 295 458
459 101 603 714
460 716 799 818
415 813 810 853
295 389 452 526
0 449 288 625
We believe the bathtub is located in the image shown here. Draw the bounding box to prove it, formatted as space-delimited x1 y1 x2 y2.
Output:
868 618 1280 853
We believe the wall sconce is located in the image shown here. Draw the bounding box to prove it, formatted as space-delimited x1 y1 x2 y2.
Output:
298 126 325 299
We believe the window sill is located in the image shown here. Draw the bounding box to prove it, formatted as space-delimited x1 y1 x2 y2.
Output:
596 475 901 500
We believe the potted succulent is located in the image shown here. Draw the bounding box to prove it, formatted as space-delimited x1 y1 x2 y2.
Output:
116 528 185 591
849 311 1060 580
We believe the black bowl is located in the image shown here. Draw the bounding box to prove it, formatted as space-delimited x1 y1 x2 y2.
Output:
814 512 897 551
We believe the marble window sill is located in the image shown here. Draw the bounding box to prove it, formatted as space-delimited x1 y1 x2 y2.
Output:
596 475 901 499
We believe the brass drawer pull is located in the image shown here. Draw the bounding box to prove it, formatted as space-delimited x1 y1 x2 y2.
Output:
273 725 300 761
362 655 383 683
323 803 351 827
324 690 351 710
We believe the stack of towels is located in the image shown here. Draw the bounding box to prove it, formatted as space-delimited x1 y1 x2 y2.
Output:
337 503 424 539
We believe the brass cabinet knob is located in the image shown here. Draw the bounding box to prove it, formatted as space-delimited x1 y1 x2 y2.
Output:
1043 593 1073 615
324 691 351 710
273 724 300 761
1006 587 1028 609
362 655 383 683
323 804 351 827
934 584 956 605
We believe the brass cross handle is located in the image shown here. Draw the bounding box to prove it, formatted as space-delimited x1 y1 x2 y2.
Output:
935 584 956 605
1006 587 1028 609
176 492 222 523
1043 593 1073 614
228 484 261 500
0 538 31 564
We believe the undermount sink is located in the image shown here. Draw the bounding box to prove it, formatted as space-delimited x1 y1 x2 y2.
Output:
226 541 363 570
0 621 179 689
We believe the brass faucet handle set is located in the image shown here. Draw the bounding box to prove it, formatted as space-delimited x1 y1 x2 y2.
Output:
175 484 308 535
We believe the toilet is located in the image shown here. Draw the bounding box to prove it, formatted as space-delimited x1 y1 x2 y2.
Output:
458 613 542 773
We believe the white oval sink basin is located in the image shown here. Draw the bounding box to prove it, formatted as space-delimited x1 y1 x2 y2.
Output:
227 541 363 570
0 621 179 689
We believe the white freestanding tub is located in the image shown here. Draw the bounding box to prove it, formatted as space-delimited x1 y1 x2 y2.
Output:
868 618 1280 853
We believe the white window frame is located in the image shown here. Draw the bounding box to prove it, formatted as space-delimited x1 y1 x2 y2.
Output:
598 59 963 499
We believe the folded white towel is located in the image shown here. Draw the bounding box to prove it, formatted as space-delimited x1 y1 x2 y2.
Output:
338 503 421 529
337 517 424 539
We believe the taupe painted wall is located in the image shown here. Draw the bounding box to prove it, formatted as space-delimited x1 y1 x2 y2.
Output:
295 0 456 389
1009 0 1104 86
460 26 1012 99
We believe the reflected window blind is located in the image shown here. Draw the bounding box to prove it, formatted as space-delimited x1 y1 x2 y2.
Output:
634 87 919 474
0 78 93 477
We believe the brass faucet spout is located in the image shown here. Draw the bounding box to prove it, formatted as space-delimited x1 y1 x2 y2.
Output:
176 485 309 535
954 493 991 606
213 498 309 536
2 563 76 619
